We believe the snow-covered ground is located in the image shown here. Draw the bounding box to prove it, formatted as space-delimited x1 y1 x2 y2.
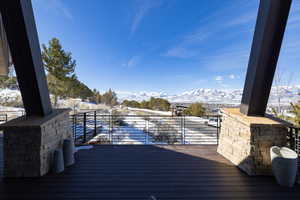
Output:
0 105 24 123
58 98 110 110
86 114 159 145
0 89 21 102
127 107 171 115
185 116 209 123
0 105 23 112
0 88 110 111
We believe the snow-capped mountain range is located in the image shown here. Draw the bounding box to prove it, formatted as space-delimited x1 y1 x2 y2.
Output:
117 85 300 105
0 85 299 106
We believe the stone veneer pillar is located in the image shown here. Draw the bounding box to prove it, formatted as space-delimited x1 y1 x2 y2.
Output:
217 108 288 176
0 109 72 177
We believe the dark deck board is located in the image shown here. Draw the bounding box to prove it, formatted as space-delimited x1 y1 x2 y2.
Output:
0 138 300 200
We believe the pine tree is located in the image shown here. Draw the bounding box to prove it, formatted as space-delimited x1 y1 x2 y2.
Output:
148 97 170 111
122 100 140 108
42 38 76 106
184 103 206 117
91 89 102 104
0 66 17 89
102 89 118 107
290 93 300 127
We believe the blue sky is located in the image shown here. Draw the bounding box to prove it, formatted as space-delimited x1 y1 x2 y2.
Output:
32 0 300 94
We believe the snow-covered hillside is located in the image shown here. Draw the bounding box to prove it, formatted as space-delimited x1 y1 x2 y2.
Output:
117 85 300 105
0 88 109 110
0 89 21 102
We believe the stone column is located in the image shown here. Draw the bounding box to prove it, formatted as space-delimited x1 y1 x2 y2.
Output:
217 108 288 176
0 109 72 177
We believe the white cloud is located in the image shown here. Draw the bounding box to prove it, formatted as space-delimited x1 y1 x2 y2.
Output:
214 76 223 81
199 45 250 72
33 0 73 20
163 47 196 59
286 1 300 30
220 83 229 88
162 1 258 61
229 74 235 79
183 29 213 44
131 0 162 35
194 79 208 85
226 12 257 27
124 56 140 68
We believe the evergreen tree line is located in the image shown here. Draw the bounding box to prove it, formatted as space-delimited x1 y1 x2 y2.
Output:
90 89 118 107
183 103 206 117
290 93 300 127
42 38 119 107
271 93 300 127
0 76 17 89
122 98 205 117
42 38 94 106
122 97 171 111
0 65 17 89
0 38 118 107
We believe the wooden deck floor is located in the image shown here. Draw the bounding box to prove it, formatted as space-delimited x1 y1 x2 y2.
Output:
0 139 300 199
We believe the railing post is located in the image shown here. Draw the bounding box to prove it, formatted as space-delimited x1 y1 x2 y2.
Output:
296 128 299 155
146 120 149 144
181 116 185 144
288 128 293 150
217 116 220 145
94 111 97 137
183 115 185 144
74 114 77 142
5 114 7 123
296 128 299 175
72 115 75 141
109 114 112 143
83 113 87 143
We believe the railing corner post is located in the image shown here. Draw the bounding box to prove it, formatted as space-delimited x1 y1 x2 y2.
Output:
94 111 97 137
83 113 87 143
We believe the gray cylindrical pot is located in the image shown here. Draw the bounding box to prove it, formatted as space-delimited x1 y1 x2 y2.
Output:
53 149 64 174
63 139 75 167
270 146 298 187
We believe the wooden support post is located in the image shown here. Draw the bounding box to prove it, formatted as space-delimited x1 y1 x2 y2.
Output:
0 0 52 116
240 0 292 116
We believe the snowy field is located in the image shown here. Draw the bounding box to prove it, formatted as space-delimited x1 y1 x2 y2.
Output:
127 107 171 115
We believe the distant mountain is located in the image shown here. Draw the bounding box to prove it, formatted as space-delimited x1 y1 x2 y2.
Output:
0 85 299 107
117 85 300 105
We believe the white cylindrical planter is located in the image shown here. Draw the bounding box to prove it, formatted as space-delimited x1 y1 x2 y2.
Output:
270 146 298 187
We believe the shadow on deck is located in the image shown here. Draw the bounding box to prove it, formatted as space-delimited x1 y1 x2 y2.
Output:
0 136 300 199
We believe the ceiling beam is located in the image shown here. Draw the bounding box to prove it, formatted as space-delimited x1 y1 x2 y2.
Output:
240 0 292 116
0 0 52 116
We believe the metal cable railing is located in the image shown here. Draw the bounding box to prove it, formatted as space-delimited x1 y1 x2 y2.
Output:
287 127 300 170
287 127 299 152
0 111 24 125
70 111 221 145
0 114 7 124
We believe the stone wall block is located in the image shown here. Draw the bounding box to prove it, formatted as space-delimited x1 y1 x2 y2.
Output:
217 108 289 176
1 109 71 177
